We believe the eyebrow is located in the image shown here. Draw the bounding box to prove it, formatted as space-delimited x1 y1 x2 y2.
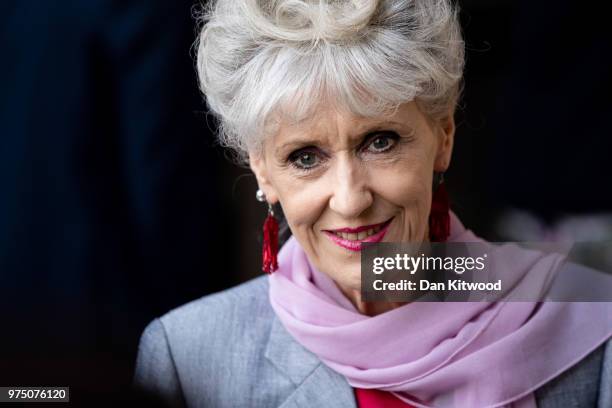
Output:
274 120 414 159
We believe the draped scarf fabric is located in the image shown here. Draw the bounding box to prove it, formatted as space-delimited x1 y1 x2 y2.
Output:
268 212 612 408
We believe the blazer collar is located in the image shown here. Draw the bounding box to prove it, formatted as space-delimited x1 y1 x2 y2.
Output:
264 317 357 408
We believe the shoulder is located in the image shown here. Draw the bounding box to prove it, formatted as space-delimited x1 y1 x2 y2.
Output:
159 274 272 339
134 275 277 407
157 274 273 363
535 337 612 407
601 338 612 406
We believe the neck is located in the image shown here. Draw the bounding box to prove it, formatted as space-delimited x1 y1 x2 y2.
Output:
338 285 408 316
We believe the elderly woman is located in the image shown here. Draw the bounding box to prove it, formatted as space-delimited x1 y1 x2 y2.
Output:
134 0 612 407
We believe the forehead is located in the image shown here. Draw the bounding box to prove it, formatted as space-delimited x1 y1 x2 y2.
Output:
268 101 424 150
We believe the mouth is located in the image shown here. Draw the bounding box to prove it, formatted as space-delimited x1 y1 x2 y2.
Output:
323 217 393 252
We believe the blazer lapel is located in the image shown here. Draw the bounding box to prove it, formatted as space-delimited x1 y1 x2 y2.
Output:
265 317 357 408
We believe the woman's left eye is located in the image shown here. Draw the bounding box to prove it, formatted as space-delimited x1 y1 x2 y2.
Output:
363 132 399 153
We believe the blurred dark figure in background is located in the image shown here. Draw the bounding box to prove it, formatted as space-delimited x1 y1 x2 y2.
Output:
451 0 612 242
0 1 238 405
488 1 612 242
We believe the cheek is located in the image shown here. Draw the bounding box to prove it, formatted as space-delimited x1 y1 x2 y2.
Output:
378 170 428 203
374 155 433 212
372 155 434 241
273 175 328 231
282 196 316 231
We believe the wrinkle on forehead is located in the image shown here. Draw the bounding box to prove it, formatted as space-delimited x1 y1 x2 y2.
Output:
268 101 421 157
251 81 413 158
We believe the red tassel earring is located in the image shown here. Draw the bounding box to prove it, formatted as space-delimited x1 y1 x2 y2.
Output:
429 172 450 243
257 189 279 273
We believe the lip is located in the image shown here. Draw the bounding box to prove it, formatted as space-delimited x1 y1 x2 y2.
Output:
328 219 391 234
323 218 393 252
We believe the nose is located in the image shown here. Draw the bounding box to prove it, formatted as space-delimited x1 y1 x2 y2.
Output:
328 154 373 219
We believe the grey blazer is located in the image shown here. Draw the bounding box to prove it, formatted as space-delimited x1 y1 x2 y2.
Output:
134 275 612 408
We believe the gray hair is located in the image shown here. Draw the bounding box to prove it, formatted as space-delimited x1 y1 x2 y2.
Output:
196 0 465 163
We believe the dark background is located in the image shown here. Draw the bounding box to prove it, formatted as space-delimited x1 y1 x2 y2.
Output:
0 0 610 406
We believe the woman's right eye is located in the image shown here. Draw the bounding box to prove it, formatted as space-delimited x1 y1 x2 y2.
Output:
288 149 321 170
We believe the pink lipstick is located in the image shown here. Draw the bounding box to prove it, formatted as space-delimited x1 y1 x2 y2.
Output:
323 218 393 252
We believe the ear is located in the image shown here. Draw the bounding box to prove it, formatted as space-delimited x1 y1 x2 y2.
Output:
434 111 455 172
248 150 279 204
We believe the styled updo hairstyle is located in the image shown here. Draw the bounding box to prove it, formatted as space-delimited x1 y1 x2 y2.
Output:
196 0 465 163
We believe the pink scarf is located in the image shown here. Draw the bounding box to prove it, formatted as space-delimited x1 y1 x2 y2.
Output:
268 212 612 408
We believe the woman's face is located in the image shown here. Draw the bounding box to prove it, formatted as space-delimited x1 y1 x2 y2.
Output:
250 101 454 293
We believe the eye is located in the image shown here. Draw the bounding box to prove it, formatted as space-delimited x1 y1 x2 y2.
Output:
363 132 399 153
288 149 322 170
